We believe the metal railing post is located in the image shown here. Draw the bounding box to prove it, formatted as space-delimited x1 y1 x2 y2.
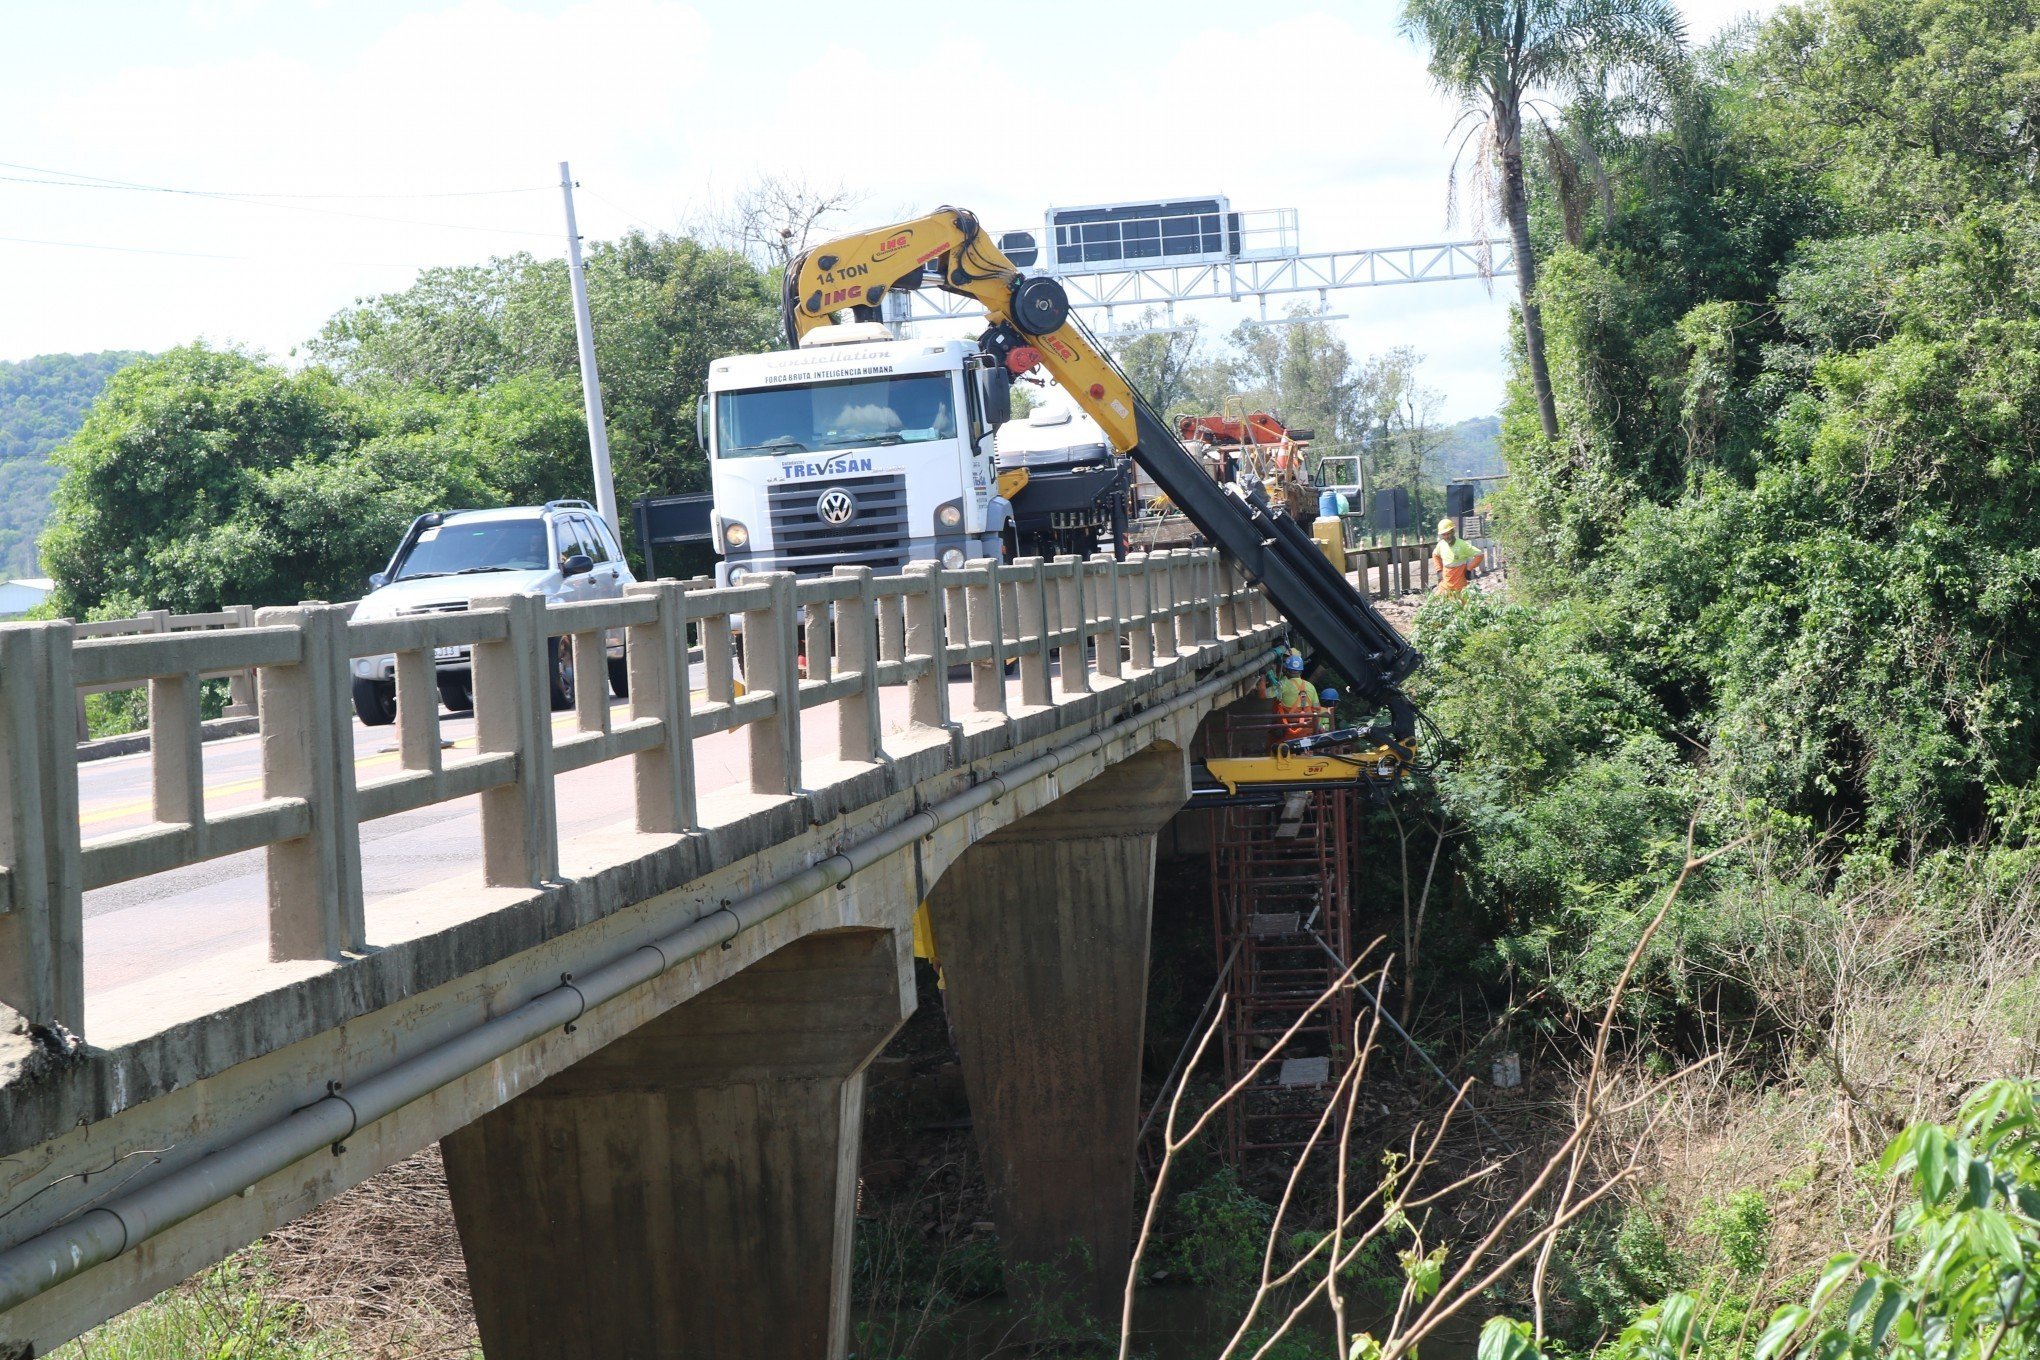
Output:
627 580 696 834
0 623 83 1035
471 593 559 889
256 603 366 958
904 562 951 731
745 572 802 797
833 566 883 764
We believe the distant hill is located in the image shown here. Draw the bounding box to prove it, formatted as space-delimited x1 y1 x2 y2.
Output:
1437 414 1504 482
0 352 146 576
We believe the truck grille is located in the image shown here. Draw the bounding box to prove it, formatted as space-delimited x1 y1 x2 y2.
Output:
767 473 911 576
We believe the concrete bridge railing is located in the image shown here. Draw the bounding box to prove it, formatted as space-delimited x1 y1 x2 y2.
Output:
1 541 1287 1356
0 548 1266 1043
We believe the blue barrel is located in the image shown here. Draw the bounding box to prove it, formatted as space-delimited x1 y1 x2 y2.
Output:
1318 488 1341 519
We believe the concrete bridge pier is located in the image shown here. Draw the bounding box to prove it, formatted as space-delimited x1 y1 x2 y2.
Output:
439 927 912 1360
928 744 1191 1322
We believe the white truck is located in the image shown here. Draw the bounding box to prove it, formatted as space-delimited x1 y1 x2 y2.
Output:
701 323 1015 585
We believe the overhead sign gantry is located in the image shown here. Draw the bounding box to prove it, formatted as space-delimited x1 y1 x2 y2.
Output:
883 195 1515 335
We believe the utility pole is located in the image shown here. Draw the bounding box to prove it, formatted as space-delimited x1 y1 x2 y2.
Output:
558 161 620 539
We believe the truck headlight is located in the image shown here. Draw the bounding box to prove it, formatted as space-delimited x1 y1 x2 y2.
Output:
936 500 963 529
728 564 750 584
724 521 750 549
940 547 966 569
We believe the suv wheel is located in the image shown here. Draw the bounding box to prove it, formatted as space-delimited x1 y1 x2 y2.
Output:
548 637 575 711
352 677 396 727
608 648 629 699
437 674 474 713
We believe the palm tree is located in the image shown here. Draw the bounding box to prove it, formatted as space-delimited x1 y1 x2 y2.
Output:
1401 0 1686 441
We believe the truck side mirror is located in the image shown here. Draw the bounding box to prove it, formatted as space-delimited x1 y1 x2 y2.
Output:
980 367 1013 427
564 553 595 577
368 571 388 589
695 396 710 450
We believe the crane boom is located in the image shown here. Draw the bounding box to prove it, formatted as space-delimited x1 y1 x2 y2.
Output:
786 207 1423 752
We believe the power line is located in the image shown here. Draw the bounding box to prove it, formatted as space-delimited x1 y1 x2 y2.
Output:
0 158 562 239
0 159 553 200
0 229 538 269
580 186 669 236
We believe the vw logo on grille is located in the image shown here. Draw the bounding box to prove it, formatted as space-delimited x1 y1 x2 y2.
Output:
816 487 858 526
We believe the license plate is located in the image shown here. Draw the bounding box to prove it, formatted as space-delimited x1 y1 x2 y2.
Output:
434 646 464 662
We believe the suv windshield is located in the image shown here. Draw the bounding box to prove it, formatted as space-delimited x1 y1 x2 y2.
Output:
393 519 550 581
716 374 955 458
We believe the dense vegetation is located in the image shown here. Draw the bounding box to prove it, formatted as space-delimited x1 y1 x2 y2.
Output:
1387 0 2040 1347
41 233 778 619
0 351 142 577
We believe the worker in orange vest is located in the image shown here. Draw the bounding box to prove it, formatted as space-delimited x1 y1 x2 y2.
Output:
1259 651 1320 744
1432 517 1485 594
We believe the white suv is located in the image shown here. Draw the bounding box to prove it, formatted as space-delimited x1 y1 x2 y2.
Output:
348 500 636 727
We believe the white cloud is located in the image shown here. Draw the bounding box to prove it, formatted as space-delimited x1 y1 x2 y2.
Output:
0 0 1788 422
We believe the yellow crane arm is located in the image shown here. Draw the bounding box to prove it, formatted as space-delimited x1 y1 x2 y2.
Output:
784 205 1426 762
783 207 1139 450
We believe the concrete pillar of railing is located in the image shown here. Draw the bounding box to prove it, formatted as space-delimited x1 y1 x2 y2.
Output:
904 562 950 732
745 573 802 798
395 647 443 776
1216 557 1241 639
700 608 736 708
1191 553 1218 646
1086 553 1123 682
877 591 905 673
626 580 695 835
833 567 882 764
1054 558 1090 697
471 592 559 890
963 560 1006 717
149 670 203 834
0 623 84 1036
256 602 366 959
1150 551 1179 662
1013 558 1050 708
224 603 259 718
1124 553 1155 673
571 625 610 736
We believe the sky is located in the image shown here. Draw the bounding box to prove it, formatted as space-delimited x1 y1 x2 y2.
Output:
2 0 1781 421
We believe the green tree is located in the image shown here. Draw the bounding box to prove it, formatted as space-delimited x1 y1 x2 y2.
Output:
0 351 146 576
310 230 779 503
37 346 572 616
1400 0 1687 440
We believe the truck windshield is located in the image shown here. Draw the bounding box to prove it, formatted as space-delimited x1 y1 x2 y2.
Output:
393 520 550 580
716 374 956 457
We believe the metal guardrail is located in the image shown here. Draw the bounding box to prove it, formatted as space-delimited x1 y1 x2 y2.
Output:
0 550 1268 1042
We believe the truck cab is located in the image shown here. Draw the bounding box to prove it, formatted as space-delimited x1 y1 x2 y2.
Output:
702 325 1014 585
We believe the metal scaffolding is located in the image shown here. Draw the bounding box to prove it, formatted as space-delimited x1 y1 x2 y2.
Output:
1205 711 1359 1160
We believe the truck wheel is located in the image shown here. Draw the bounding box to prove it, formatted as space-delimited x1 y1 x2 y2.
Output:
548 637 575 711
608 651 630 698
352 677 396 727
437 674 473 713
